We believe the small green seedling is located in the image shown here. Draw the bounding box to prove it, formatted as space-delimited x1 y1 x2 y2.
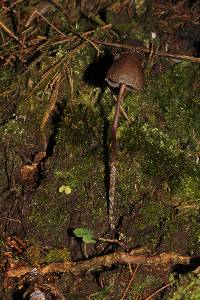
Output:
73 228 96 244
73 228 96 258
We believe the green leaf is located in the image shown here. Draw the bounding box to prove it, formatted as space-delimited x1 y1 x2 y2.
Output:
73 228 96 244
83 235 96 244
73 228 92 238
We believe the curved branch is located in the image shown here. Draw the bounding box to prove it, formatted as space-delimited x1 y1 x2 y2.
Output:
7 252 191 278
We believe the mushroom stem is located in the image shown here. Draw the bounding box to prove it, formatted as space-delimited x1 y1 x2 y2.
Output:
109 83 126 230
112 83 126 133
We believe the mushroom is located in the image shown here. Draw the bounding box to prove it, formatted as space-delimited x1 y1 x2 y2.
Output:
105 51 145 230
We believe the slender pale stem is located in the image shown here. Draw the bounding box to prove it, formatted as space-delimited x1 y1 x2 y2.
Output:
109 83 126 230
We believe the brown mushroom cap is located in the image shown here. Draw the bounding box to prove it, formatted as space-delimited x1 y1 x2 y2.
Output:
105 52 145 91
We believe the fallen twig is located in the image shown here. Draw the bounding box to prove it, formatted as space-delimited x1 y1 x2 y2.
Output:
90 39 200 63
51 24 112 46
145 283 172 300
120 264 139 300
0 21 26 48
7 252 191 278
40 73 62 149
24 41 86 101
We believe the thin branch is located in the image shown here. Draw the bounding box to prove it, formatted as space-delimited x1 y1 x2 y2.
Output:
7 252 191 279
51 24 112 46
0 217 21 223
120 264 139 300
24 41 86 101
0 21 26 48
145 283 172 300
112 93 131 124
98 237 128 249
90 39 200 63
40 73 62 150
36 11 67 37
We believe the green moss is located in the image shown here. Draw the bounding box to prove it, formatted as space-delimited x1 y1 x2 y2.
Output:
45 248 70 263
28 97 107 240
25 244 42 266
105 9 138 33
0 68 14 86
0 118 27 145
128 273 163 299
9 32 199 260
118 62 200 193
104 61 200 250
89 287 110 300
178 175 200 202
169 274 200 300
105 9 148 41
